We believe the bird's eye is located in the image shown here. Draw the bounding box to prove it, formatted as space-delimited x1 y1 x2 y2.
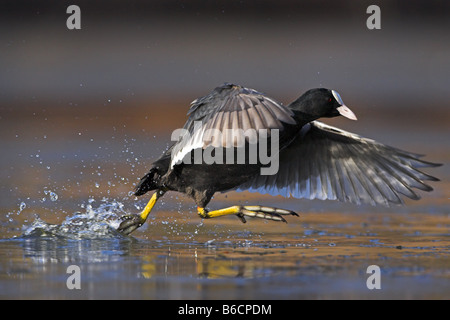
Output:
328 98 332 102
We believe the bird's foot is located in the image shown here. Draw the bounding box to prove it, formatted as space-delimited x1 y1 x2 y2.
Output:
117 190 165 236
237 205 299 223
117 214 145 235
198 205 298 223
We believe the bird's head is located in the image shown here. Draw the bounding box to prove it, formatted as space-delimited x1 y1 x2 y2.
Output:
290 88 357 121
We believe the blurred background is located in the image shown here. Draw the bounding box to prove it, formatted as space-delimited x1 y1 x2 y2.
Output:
2 1 450 102
0 0 449 221
0 0 449 300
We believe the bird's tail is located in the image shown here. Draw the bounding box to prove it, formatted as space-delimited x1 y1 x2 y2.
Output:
134 168 159 196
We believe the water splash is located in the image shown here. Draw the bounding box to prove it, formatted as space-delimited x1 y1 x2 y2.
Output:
18 202 27 213
20 199 128 240
44 189 58 202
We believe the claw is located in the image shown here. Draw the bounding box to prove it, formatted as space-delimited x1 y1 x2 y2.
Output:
117 214 145 235
236 213 247 223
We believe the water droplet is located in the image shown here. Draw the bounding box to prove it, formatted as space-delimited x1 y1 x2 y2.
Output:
49 191 58 201
18 202 26 214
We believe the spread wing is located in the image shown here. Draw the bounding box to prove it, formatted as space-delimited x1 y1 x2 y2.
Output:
170 83 296 168
236 121 440 206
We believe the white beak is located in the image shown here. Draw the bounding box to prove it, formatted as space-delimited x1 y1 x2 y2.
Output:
337 105 357 121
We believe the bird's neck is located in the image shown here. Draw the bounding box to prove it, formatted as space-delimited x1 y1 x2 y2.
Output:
287 98 319 126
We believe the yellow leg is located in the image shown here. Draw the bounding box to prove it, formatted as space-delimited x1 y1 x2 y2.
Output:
197 205 298 223
117 189 166 235
140 191 161 221
198 206 240 218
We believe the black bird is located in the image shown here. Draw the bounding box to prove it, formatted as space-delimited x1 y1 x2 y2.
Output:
117 83 440 235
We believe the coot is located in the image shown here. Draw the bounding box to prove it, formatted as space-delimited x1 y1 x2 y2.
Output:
117 83 440 235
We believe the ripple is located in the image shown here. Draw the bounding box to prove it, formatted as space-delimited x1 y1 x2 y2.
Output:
18 201 128 240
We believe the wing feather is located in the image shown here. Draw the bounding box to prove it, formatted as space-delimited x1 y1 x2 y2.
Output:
171 83 296 168
236 121 440 206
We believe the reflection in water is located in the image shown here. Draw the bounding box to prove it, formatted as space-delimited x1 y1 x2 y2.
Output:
18 236 130 265
4 235 291 291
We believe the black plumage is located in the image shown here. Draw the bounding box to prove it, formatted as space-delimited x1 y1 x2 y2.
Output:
117 83 440 235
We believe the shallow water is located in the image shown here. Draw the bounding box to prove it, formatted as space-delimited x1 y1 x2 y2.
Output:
1 189 449 299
